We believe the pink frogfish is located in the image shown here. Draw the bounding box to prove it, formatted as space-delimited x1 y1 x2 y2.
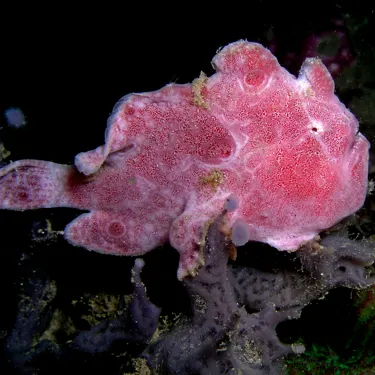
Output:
0 41 369 279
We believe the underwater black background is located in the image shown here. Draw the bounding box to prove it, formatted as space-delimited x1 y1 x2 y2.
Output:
1 2 375 374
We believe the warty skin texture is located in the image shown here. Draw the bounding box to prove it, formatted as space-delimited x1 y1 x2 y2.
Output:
0 41 369 279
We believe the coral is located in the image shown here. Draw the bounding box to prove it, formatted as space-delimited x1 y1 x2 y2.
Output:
3 214 374 374
4 256 160 374
143 215 375 374
0 41 369 279
284 284 375 375
4 273 61 374
71 258 160 354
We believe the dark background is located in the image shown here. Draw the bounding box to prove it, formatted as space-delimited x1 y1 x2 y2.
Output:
1 2 375 374
2 2 374 163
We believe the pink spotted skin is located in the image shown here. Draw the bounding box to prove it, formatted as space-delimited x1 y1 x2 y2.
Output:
0 41 370 279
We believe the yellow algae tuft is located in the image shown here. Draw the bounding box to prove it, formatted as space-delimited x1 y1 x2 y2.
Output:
192 71 209 109
199 169 225 191
124 358 152 375
0 143 10 161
